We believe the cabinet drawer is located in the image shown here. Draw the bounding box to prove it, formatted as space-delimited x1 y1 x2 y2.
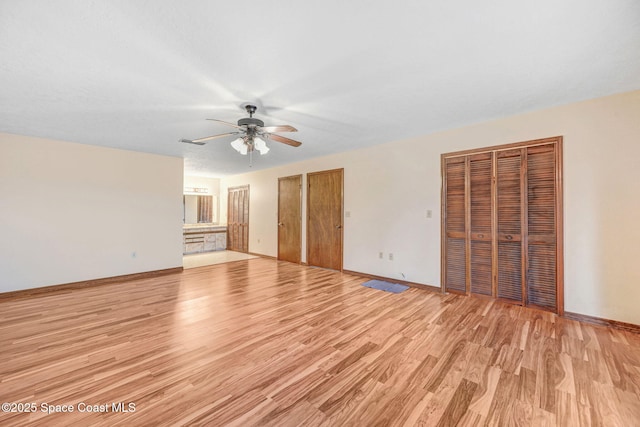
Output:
216 233 227 250
185 242 204 254
184 234 205 244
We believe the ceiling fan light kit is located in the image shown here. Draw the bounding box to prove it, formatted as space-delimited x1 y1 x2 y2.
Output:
230 137 248 155
181 104 301 162
253 137 269 154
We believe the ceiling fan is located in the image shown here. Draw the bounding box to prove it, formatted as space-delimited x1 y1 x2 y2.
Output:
180 104 302 156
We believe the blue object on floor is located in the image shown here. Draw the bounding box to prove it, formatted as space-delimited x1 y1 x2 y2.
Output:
361 279 409 294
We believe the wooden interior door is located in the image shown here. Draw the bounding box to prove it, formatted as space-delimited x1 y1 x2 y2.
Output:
495 149 525 303
525 144 559 311
443 157 467 293
227 185 249 253
442 137 563 314
469 153 493 296
307 169 343 271
278 175 302 263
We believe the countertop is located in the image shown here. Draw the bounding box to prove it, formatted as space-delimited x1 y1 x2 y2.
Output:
183 224 227 232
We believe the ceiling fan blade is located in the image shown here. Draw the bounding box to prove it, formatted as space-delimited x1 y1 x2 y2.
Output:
261 125 298 133
269 134 302 147
180 138 206 146
192 132 241 143
206 118 245 129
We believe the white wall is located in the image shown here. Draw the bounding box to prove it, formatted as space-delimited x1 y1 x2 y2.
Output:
221 89 640 325
0 133 184 292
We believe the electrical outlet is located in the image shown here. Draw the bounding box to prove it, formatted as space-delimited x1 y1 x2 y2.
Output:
257 238 261 243
426 209 433 218
389 253 394 261
345 211 351 218
131 251 137 259
379 252 383 259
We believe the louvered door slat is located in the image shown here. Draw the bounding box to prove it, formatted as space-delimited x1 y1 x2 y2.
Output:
497 152 521 235
528 145 556 235
498 242 522 301
446 238 467 292
527 145 557 310
446 160 466 234
471 241 492 295
469 154 492 296
528 245 556 309
470 155 492 234
496 150 523 303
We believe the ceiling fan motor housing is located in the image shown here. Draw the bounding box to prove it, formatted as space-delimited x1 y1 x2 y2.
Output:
238 117 264 128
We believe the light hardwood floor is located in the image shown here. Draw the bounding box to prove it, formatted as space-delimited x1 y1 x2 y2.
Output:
1 258 639 426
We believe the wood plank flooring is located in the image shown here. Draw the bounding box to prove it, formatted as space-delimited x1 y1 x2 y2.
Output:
1 258 640 426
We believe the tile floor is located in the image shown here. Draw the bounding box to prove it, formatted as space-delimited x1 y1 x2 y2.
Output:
182 250 258 269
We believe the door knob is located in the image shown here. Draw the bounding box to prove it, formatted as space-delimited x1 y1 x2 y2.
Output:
336 225 342 229
278 222 284 226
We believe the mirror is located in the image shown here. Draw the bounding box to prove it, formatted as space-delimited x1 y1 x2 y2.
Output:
183 195 217 224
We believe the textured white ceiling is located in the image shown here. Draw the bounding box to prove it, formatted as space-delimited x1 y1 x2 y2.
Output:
1 0 639 176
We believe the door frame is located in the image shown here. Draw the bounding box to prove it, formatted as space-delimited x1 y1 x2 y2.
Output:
306 168 344 271
277 174 303 263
